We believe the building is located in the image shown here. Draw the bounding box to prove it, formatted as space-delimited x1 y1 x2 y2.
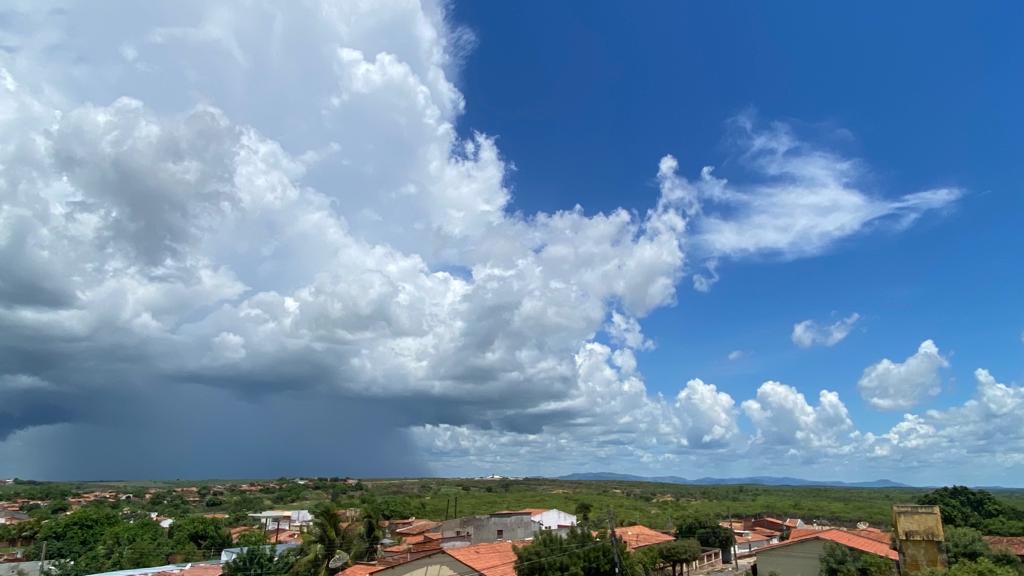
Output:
439 512 541 544
339 540 520 576
523 509 576 531
984 536 1024 561
0 510 30 525
247 510 312 531
734 532 774 556
892 504 946 573
754 529 898 576
615 524 675 551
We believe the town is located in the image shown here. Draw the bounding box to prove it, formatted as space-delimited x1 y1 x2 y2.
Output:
2 478 1023 576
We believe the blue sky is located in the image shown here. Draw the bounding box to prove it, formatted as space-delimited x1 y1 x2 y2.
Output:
451 1 1024 439
0 1 1022 485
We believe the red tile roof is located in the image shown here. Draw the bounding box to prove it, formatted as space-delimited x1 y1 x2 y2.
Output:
337 564 382 576
784 519 802 528
758 529 898 561
851 528 892 545
788 527 828 540
519 508 549 516
615 525 676 551
984 536 1024 557
445 541 520 576
751 527 781 537
395 520 440 535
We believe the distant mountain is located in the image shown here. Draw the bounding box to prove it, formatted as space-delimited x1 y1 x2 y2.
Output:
556 472 910 488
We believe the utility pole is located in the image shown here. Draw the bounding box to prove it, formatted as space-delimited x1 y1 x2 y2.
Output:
608 511 622 576
39 541 47 575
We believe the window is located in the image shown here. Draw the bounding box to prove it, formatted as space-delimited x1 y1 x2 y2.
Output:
496 529 504 539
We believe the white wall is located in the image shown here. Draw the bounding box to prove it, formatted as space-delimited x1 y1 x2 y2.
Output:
531 509 576 530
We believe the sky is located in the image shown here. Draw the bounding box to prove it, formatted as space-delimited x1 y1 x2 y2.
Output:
0 1 1021 486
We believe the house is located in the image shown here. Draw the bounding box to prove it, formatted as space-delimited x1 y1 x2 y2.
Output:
394 520 441 536
750 517 787 533
892 504 945 573
524 509 576 531
735 532 774 556
338 540 521 576
754 529 898 576
439 512 541 544
614 525 675 551
0 510 30 525
247 510 312 531
984 536 1024 561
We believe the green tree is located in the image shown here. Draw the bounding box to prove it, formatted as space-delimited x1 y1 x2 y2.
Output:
222 533 295 576
918 486 1006 530
943 527 989 566
656 539 702 576
31 505 120 564
514 527 626 576
80 518 172 574
676 516 734 562
168 515 232 561
294 502 353 576
575 502 594 526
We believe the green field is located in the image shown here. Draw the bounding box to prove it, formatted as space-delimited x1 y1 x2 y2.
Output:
6 477 1024 532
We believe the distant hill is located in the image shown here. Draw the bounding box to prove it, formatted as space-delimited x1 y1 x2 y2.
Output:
556 472 910 488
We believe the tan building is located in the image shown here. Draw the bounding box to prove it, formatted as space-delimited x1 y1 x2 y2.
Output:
754 529 898 576
892 504 946 573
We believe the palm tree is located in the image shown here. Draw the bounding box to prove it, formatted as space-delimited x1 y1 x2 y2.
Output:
294 502 352 576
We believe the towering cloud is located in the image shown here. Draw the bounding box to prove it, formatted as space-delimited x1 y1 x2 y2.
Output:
0 0 963 480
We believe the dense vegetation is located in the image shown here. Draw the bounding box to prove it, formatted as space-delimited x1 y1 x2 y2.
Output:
5 478 1024 575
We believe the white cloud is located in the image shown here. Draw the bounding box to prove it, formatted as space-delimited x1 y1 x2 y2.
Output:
606 311 653 351
792 313 861 348
688 115 962 261
727 350 744 361
866 369 1024 470
742 381 856 455
0 0 976 479
858 339 949 410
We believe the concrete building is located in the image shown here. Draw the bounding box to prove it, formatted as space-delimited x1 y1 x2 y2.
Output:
439 512 541 544
754 529 898 576
892 504 946 573
525 508 576 531
247 510 312 531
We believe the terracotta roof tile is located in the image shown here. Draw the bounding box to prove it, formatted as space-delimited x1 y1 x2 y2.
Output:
445 541 521 576
615 525 675 551
759 529 898 561
984 536 1024 556
337 564 382 576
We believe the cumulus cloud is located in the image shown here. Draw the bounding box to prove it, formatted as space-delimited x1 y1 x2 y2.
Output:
0 0 970 479
792 313 861 348
858 340 949 410
866 369 1024 469
742 381 856 456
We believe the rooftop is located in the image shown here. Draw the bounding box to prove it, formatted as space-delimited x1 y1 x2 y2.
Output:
615 524 675 551
757 529 899 561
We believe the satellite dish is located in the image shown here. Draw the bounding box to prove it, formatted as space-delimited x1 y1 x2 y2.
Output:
856 522 869 530
328 551 351 569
